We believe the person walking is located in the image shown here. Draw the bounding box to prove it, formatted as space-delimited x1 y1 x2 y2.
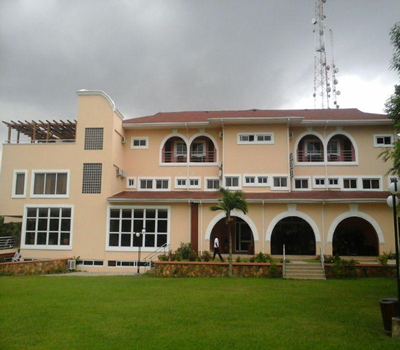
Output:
213 237 223 261
12 249 21 262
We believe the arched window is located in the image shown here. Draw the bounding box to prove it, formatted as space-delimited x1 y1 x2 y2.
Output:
161 136 188 163
190 136 216 163
327 134 356 162
297 135 324 162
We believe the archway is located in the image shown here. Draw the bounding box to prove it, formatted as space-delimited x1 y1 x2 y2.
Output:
209 217 255 254
327 134 356 162
161 135 188 163
296 134 324 162
332 217 379 256
189 135 217 163
270 216 316 255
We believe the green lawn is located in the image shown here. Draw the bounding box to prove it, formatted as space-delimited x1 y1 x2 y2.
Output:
1 276 399 349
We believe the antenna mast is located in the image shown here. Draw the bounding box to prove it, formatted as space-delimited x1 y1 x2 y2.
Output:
330 29 341 109
312 0 340 109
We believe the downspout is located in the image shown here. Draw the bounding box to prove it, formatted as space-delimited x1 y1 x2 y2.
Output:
262 200 265 253
185 123 190 189
221 120 225 181
287 118 291 192
324 121 329 190
200 200 203 254
321 200 326 256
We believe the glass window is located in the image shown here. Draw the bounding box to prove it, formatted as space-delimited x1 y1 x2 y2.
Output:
226 177 239 187
33 172 68 196
343 179 357 189
84 128 104 150
175 142 187 156
258 176 268 184
207 179 220 190
295 179 309 189
14 173 26 196
82 164 102 194
273 177 288 188
362 179 380 189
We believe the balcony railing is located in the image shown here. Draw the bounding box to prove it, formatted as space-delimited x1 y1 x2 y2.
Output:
0 236 19 250
5 139 76 145
162 150 217 163
297 150 324 162
189 150 216 163
327 150 355 162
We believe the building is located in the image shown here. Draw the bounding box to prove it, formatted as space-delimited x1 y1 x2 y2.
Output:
0 90 396 271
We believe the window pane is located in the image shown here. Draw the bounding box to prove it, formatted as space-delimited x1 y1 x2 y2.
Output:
26 219 36 231
27 208 37 217
158 220 167 233
49 232 58 245
145 234 155 247
134 209 144 218
62 208 71 218
34 174 45 194
281 178 287 187
45 174 56 195
146 220 156 233
50 219 59 231
25 232 35 245
122 209 132 218
372 180 379 189
37 232 47 245
109 234 119 246
60 232 70 245
146 209 156 218
133 234 143 247
121 220 131 232
108 261 117 267
39 208 48 217
56 173 68 195
157 234 167 247
38 219 48 231
50 208 60 217
15 173 25 195
110 220 120 232
121 234 131 247
61 219 71 231
158 210 168 219
133 220 144 232
110 209 120 218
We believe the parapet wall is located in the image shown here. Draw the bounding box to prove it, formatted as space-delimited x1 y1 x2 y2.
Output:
0 258 69 276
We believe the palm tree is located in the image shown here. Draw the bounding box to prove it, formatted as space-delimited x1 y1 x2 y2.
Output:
210 187 248 277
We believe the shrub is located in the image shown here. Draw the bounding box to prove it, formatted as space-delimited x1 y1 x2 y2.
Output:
201 251 212 262
168 250 175 261
175 242 192 260
324 255 334 263
328 255 358 279
174 252 183 261
158 253 169 261
267 262 280 278
254 252 271 263
189 250 198 262
236 256 241 263
249 256 256 263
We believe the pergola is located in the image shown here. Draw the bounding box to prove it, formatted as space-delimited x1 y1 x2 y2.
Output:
3 120 77 143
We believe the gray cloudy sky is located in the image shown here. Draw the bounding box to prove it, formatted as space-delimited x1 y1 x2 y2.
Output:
0 0 399 164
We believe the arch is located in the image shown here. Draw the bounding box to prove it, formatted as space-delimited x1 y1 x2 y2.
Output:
188 133 219 163
205 211 259 242
159 133 189 164
327 211 384 244
294 131 325 163
266 211 321 243
326 131 358 163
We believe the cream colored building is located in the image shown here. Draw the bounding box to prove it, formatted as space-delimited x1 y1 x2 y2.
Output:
0 90 396 271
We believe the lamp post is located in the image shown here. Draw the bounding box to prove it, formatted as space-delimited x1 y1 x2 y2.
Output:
388 180 400 317
136 228 145 275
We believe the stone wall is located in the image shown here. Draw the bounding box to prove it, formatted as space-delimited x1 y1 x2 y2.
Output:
154 261 282 278
0 258 69 276
325 264 396 278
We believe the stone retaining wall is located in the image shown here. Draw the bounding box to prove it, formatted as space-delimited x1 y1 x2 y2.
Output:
325 264 396 278
0 258 69 276
154 261 282 278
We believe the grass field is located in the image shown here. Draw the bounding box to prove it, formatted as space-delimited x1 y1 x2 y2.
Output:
1 276 399 349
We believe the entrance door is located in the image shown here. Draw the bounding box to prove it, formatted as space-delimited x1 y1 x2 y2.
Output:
235 222 252 252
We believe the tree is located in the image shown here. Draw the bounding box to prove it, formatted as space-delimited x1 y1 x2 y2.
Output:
210 188 248 277
0 216 21 238
380 22 400 175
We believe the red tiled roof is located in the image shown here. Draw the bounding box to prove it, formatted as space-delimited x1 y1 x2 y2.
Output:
124 108 388 124
108 191 389 202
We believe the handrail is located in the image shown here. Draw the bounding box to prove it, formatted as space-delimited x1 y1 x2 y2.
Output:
320 247 325 276
144 243 170 263
4 139 76 145
283 244 286 278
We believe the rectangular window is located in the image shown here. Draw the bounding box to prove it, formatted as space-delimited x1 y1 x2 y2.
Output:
82 164 102 194
139 179 169 191
176 179 187 188
189 179 200 187
362 178 380 190
294 178 309 189
374 135 393 147
206 179 220 190
32 171 69 197
156 179 169 189
126 177 136 189
23 206 73 249
273 177 288 189
343 178 358 189
327 141 340 155
131 137 148 149
328 178 340 188
257 176 268 185
77 260 104 266
108 207 169 250
84 128 103 150
225 176 240 188
238 133 274 144
174 141 187 156
140 179 153 190
245 176 255 184
314 178 326 188
191 141 206 157
12 170 27 198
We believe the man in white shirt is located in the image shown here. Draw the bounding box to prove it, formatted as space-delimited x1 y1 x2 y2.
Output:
213 237 223 261
12 249 21 262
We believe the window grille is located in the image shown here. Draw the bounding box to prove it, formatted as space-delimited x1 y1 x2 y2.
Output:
82 163 102 194
84 128 104 150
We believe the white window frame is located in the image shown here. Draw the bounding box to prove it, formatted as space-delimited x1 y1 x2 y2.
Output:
374 134 393 148
271 176 289 191
126 177 136 189
190 141 206 157
243 175 256 187
342 177 359 191
21 204 74 251
242 174 269 187
257 176 269 186
138 177 171 191
327 177 340 189
224 175 241 189
237 133 274 145
361 177 382 191
305 140 323 156
293 177 311 191
30 170 70 199
131 137 149 149
174 140 188 157
12 170 28 198
76 260 104 266
327 139 341 156
175 177 201 189
106 205 170 252
205 177 220 191
313 177 326 189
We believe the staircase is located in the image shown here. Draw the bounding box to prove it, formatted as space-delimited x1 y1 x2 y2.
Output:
284 261 326 280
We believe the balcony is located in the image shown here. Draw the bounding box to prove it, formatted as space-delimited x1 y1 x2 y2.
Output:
162 151 188 163
297 150 324 162
327 150 355 162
